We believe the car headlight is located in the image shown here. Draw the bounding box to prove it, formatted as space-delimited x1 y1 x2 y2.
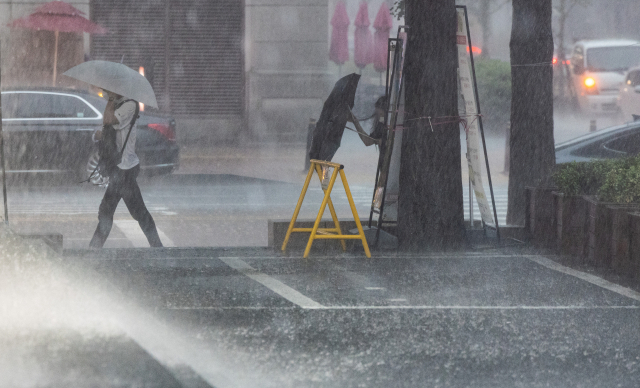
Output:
584 77 598 94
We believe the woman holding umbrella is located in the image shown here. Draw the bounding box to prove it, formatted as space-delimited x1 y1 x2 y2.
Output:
88 90 163 248
64 61 163 248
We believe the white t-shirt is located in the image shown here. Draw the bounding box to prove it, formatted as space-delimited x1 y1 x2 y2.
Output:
113 98 140 170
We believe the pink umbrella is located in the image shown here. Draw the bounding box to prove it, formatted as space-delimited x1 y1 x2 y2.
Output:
329 1 350 68
373 3 393 73
8 1 107 86
354 2 373 70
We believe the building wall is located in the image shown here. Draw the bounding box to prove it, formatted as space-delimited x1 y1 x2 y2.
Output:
246 0 331 142
1 0 332 144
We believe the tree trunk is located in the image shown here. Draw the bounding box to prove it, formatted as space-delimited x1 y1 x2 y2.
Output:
398 0 465 250
507 0 556 226
479 0 492 58
555 0 567 102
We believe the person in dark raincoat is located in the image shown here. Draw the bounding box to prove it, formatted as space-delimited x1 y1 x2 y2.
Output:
350 95 387 147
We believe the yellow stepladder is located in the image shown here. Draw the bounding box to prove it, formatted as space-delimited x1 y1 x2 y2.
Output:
282 159 371 258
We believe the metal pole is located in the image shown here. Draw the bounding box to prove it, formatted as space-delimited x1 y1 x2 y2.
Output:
374 30 407 245
0 43 8 224
461 6 500 241
369 38 398 229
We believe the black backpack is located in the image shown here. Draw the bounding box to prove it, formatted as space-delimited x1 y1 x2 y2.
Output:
85 99 139 182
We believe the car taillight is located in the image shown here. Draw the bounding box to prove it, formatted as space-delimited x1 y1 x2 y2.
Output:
148 123 175 141
584 77 598 95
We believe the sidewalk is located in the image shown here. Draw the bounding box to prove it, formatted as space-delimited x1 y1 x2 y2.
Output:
177 129 510 188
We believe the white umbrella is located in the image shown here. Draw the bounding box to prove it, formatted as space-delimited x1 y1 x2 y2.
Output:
63 60 158 108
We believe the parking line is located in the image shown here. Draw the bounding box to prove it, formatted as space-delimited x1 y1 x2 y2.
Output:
114 220 175 247
219 257 325 309
528 255 640 303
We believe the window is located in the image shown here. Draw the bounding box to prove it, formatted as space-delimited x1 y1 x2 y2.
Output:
602 130 640 156
57 95 99 118
3 93 99 119
626 70 640 87
586 46 640 72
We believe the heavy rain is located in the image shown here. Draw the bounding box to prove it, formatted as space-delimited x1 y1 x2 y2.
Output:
1 0 640 386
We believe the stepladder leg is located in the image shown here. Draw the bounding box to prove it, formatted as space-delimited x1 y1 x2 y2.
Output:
315 165 346 251
340 169 371 258
304 166 340 258
282 163 316 251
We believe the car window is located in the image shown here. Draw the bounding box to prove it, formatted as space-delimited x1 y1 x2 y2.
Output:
6 93 99 119
627 70 640 87
82 94 108 112
602 131 640 156
58 95 99 118
586 46 640 72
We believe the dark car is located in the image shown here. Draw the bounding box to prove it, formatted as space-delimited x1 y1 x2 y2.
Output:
0 88 179 184
555 119 640 164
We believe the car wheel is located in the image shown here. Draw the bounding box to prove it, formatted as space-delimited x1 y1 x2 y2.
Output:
83 149 109 187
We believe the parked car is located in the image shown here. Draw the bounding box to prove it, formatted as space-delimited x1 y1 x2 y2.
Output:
0 88 179 184
555 120 640 164
618 65 640 122
569 39 640 117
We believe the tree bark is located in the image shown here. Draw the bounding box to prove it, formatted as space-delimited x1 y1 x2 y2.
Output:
555 0 567 101
398 0 465 250
479 0 492 58
507 0 556 226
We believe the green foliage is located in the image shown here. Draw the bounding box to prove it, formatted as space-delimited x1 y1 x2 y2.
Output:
553 160 615 196
473 58 512 130
599 163 640 203
553 156 640 203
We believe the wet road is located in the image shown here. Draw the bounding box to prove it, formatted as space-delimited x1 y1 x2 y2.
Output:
58 248 640 387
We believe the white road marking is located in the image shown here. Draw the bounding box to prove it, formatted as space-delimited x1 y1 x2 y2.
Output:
387 298 407 302
219 257 325 309
227 254 541 260
166 305 640 311
7 204 175 216
528 255 640 303
114 220 175 247
92 254 541 261
365 287 386 290
66 237 130 240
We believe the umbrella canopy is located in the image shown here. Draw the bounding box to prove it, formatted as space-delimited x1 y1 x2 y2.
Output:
329 1 350 66
354 2 373 69
63 60 158 108
372 3 393 73
309 73 361 161
8 1 107 86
